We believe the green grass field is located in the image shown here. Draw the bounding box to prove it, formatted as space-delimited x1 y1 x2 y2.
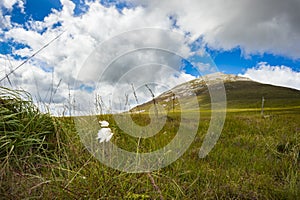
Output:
1 85 300 199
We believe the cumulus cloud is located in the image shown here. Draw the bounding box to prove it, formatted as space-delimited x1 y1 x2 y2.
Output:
75 28 201 114
0 0 24 28
0 0 24 10
241 62 300 91
128 0 300 59
0 0 202 115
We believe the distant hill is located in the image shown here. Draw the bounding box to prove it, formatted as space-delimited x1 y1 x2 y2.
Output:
132 73 300 112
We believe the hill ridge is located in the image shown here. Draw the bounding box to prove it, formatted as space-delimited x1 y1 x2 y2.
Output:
132 73 300 112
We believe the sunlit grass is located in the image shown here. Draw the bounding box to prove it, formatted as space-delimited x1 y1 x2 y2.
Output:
0 86 299 199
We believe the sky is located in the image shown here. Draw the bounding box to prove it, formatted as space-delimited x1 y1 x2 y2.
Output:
0 0 300 115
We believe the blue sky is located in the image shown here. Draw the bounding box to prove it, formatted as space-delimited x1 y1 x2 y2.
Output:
209 48 300 74
0 0 300 114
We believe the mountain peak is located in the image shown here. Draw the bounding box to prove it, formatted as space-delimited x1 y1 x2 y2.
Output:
157 73 253 100
201 73 252 82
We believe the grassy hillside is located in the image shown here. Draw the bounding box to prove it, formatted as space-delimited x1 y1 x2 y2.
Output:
223 81 300 109
1 81 299 199
134 80 300 112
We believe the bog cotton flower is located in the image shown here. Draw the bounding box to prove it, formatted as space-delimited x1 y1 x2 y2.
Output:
97 120 113 143
99 120 109 127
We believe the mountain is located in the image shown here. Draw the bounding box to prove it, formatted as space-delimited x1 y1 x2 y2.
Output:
132 73 300 112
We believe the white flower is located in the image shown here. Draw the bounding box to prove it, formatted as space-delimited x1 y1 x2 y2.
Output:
97 120 113 143
99 120 109 127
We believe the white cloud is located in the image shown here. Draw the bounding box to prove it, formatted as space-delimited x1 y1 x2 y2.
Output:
241 62 300 90
0 0 200 115
0 0 24 11
0 0 24 28
128 0 300 59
